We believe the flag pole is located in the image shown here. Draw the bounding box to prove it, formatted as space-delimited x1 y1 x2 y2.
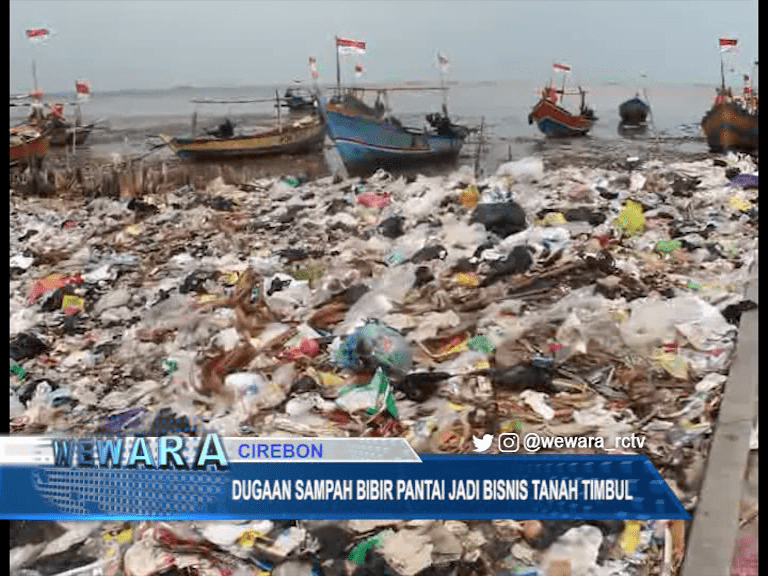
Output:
335 36 341 98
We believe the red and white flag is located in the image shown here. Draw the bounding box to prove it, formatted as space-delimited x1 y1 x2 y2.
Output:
719 37 737 52
553 62 571 74
437 52 449 73
309 56 319 78
354 62 364 78
26 27 50 44
336 36 366 55
76 80 91 101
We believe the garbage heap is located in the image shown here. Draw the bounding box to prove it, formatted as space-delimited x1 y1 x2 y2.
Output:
9 150 758 576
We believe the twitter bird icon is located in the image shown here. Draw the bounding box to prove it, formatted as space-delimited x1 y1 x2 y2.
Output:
472 434 493 452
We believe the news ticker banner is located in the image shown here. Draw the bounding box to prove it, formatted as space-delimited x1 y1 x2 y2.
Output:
0 435 690 520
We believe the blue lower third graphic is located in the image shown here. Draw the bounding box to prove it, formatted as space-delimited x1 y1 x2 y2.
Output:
0 454 690 520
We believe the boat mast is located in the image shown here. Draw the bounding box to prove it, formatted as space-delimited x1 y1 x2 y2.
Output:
276 89 282 132
561 72 567 106
32 57 38 95
720 48 726 92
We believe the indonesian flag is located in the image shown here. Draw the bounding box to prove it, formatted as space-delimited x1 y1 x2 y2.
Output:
309 56 318 78
720 37 737 52
31 89 44 100
26 27 50 44
336 36 366 55
437 52 449 73
76 80 91 101
553 62 571 74
51 102 65 117
354 62 364 78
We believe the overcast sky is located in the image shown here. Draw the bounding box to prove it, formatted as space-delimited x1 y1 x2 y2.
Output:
9 0 759 93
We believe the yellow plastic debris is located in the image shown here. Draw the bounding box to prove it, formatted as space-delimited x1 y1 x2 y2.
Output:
650 348 689 380
221 270 242 285
620 520 643 554
456 272 479 287
615 200 645 236
318 371 346 387
61 295 85 313
123 224 142 236
539 212 566 226
103 526 133 544
196 293 227 305
728 195 753 212
459 185 480 208
237 528 263 547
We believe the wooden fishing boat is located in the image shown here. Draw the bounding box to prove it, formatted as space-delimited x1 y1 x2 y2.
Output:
160 114 326 160
619 95 650 126
318 88 468 171
529 86 596 137
47 122 95 147
10 125 50 165
326 90 386 119
701 40 758 154
701 92 758 153
282 85 315 111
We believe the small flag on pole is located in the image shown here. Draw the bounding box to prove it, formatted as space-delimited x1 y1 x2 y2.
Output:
336 36 366 55
354 62 364 78
719 37 737 52
76 80 91 101
553 62 571 74
309 56 318 78
26 27 50 44
437 52 449 73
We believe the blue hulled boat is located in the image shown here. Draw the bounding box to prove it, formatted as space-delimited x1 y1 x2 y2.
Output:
619 95 650 126
317 90 468 172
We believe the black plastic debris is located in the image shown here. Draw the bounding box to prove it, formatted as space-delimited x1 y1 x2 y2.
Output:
209 196 235 211
179 271 214 294
379 216 405 239
413 266 435 288
278 248 310 263
487 355 555 392
395 371 451 402
470 201 527 238
351 553 400 576
344 284 370 305
10 332 49 361
471 242 495 260
411 245 447 263
481 245 534 287
268 277 293 296
724 167 741 180
722 299 758 325
39 288 67 312
564 207 607 226
127 198 160 215
670 174 701 197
